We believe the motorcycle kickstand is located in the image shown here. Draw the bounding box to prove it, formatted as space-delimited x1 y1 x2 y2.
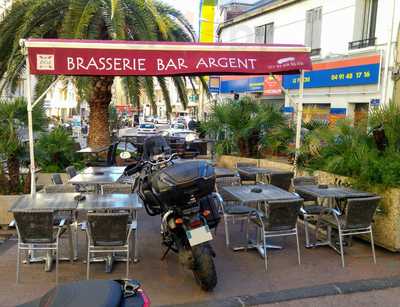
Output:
161 246 171 261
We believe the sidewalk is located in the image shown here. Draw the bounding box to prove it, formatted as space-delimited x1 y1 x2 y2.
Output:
1 211 400 306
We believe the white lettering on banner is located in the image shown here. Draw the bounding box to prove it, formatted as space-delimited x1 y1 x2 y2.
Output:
157 58 188 71
66 57 147 71
196 57 257 69
37 54 55 70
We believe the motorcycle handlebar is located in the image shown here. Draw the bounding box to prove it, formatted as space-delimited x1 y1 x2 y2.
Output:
145 153 178 167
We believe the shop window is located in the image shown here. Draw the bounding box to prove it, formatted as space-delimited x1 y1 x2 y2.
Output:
302 104 330 123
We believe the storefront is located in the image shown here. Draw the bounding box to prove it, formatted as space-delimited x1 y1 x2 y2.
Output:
283 54 382 125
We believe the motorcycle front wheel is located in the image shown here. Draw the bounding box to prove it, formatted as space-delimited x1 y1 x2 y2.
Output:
191 244 217 291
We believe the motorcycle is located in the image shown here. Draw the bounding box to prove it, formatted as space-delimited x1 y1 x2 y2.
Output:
18 279 150 307
125 136 220 291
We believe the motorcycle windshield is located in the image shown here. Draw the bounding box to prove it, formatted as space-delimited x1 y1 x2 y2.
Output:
143 135 171 161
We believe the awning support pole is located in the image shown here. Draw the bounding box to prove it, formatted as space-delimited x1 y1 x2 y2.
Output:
293 70 305 175
25 56 36 196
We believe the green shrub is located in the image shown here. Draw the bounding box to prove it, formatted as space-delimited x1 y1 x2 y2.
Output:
36 127 83 172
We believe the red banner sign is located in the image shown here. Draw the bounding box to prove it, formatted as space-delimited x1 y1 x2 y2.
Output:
25 39 312 76
264 75 282 96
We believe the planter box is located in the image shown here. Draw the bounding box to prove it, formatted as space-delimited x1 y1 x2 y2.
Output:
217 155 400 252
0 195 24 226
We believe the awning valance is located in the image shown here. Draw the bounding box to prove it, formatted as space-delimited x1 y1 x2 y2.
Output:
23 39 312 77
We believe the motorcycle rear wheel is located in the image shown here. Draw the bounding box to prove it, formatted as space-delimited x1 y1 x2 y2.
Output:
191 244 217 291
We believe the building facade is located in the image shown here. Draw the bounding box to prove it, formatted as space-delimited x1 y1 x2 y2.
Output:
217 0 399 124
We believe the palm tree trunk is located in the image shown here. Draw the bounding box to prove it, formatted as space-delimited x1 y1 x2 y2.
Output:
7 155 20 194
87 76 114 148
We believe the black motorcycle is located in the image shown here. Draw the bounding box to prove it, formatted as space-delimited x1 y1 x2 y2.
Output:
126 136 220 291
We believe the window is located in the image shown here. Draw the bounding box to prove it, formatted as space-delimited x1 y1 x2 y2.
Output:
255 22 274 44
305 7 322 55
350 0 378 50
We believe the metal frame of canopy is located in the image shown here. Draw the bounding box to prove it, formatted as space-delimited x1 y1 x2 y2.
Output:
20 38 311 195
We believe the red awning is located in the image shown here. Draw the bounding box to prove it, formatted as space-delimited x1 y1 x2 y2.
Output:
24 39 312 77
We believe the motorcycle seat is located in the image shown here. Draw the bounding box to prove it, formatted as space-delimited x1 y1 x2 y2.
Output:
17 280 122 307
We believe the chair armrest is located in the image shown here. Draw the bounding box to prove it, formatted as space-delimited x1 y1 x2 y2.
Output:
320 207 341 216
9 220 15 228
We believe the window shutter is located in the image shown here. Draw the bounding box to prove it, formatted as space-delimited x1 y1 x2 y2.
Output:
255 25 266 43
312 7 322 49
265 23 274 44
305 9 313 47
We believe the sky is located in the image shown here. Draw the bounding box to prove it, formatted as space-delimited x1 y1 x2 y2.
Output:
161 0 201 33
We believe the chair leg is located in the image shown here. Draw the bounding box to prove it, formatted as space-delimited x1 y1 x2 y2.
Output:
296 226 301 265
338 229 345 268
224 215 230 247
370 230 377 264
55 245 59 284
304 215 310 247
16 246 20 284
68 225 74 264
263 233 268 272
126 247 130 279
86 250 90 280
245 217 250 252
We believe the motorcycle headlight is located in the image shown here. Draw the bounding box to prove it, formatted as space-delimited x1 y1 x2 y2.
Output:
185 133 197 142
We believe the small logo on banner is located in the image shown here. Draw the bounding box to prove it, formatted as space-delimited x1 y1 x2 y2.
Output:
277 57 295 65
36 54 55 70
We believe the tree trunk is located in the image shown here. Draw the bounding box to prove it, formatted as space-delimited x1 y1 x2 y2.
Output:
87 76 114 148
7 155 20 194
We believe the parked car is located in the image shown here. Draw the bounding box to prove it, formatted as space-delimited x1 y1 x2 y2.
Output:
137 123 157 134
153 117 169 124
163 123 198 142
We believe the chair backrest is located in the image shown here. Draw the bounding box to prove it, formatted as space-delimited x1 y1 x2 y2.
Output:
264 199 302 232
87 213 129 246
45 184 76 193
269 172 294 191
344 196 380 229
215 176 241 202
106 143 118 166
14 210 54 243
293 176 317 186
66 166 77 179
51 173 63 185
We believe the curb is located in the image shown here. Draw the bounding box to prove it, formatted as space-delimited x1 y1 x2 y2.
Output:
161 275 400 307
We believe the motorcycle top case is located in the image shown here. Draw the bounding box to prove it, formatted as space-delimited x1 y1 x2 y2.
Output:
150 160 215 208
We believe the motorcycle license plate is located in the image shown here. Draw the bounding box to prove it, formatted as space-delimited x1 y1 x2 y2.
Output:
186 226 212 247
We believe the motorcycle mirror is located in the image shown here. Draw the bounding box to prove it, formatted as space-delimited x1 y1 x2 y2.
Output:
120 151 132 160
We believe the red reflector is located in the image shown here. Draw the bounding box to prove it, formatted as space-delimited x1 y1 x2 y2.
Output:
175 218 183 224
203 210 211 217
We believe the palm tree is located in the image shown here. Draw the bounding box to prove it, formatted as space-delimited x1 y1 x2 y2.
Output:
0 0 199 148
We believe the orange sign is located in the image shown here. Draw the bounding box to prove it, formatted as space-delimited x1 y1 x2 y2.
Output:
264 75 282 96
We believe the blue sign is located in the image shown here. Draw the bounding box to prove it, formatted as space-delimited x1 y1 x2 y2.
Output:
208 76 221 93
283 64 380 89
220 76 264 93
370 99 380 106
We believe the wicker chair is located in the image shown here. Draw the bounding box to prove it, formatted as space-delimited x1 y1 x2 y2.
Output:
293 176 322 248
315 196 381 267
236 162 257 184
13 210 73 283
215 175 254 247
51 173 63 185
85 212 134 279
246 198 303 272
269 172 294 191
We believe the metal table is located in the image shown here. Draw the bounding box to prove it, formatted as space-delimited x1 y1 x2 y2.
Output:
294 185 375 250
9 193 80 270
10 193 79 211
81 166 126 174
222 184 300 256
236 166 290 177
77 145 109 153
214 167 238 178
294 185 374 200
68 173 123 193
77 193 143 270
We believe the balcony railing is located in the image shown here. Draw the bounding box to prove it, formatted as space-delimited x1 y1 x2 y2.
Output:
348 37 376 50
